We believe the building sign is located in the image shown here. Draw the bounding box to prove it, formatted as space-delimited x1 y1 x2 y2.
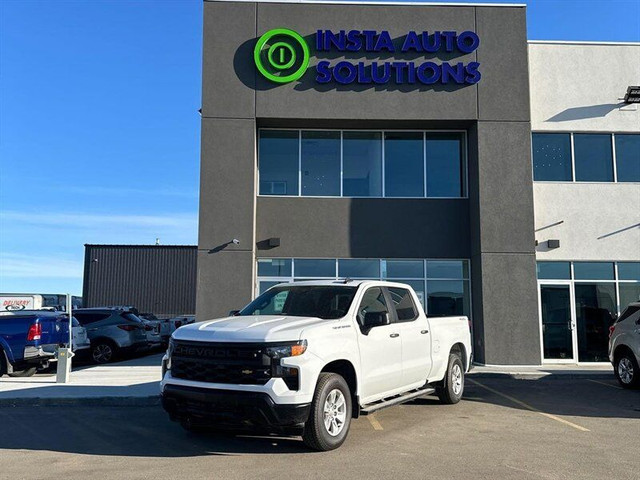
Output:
254 28 481 86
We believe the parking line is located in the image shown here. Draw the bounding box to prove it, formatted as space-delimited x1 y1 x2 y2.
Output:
367 415 384 430
586 379 622 390
467 378 590 432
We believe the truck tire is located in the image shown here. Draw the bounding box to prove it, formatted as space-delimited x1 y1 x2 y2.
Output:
436 353 464 404
8 367 37 378
303 372 352 451
614 350 640 389
92 340 118 364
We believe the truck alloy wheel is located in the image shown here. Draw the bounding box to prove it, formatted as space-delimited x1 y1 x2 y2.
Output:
323 389 347 436
303 373 352 451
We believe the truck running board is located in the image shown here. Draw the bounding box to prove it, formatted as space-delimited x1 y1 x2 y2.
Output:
360 387 436 415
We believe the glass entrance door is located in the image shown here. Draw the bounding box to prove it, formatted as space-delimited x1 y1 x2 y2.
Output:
574 283 618 362
539 283 576 362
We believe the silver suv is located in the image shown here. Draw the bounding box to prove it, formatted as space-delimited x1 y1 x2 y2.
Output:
609 302 640 388
73 308 152 364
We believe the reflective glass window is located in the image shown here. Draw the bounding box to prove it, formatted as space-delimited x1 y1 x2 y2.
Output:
259 130 299 195
343 132 383 197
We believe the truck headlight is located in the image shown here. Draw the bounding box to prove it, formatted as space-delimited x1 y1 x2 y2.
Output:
265 340 307 359
264 341 306 390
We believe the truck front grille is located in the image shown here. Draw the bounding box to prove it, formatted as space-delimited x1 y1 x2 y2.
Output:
171 341 271 385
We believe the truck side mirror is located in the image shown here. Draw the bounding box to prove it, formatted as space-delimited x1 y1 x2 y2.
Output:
362 311 390 332
228 310 240 316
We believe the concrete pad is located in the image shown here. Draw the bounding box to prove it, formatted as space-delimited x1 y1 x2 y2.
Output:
0 353 163 402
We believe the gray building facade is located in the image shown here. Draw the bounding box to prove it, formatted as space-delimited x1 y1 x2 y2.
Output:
83 245 197 318
197 0 539 365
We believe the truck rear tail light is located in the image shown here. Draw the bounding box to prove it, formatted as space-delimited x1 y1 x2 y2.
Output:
27 323 42 341
117 324 139 332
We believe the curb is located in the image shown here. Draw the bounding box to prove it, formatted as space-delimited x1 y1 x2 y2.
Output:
468 371 614 380
0 395 161 408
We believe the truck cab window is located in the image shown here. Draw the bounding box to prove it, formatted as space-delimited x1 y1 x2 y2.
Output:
357 287 389 328
388 287 418 321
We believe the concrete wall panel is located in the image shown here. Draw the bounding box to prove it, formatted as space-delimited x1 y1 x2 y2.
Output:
476 7 530 122
534 183 640 261
202 1 256 118
529 43 640 132
254 3 478 120
256 197 470 259
196 251 254 320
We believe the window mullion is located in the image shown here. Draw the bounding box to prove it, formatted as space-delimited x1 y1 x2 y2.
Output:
298 130 302 196
340 131 344 197
570 133 576 182
423 131 428 198
611 133 618 183
382 131 386 198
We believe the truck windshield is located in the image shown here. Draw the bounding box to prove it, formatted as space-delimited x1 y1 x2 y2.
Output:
238 285 358 320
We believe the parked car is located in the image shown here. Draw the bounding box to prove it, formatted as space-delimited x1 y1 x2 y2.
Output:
609 301 640 388
0 310 69 377
161 280 471 451
71 317 91 353
168 315 195 334
139 313 169 346
73 308 155 364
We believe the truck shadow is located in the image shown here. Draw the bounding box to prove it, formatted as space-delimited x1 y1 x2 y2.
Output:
407 376 640 420
0 400 310 456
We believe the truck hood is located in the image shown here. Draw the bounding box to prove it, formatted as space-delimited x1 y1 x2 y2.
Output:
172 315 330 343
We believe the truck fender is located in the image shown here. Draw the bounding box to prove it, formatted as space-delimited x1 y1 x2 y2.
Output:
317 358 360 418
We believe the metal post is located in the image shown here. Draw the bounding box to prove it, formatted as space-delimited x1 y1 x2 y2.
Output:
56 293 74 383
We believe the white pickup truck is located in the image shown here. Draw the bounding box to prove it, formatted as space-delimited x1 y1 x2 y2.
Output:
161 280 472 450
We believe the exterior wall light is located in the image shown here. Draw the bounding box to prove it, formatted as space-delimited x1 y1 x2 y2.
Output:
624 86 640 104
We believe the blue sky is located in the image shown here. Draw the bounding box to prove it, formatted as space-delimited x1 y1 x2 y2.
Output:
1 0 639 296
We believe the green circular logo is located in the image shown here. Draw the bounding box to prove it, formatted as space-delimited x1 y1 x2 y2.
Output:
254 28 309 83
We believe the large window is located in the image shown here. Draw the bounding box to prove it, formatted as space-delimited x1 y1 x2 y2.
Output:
537 261 640 362
615 134 640 182
385 132 424 197
537 261 640 315
573 134 614 182
301 131 341 196
258 130 299 195
532 132 639 183
258 129 467 198
532 133 572 181
343 132 382 197
256 258 472 319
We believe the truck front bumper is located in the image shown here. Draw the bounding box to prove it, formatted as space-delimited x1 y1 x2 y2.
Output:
161 384 311 435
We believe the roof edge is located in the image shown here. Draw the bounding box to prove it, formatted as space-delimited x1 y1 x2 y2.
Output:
84 244 197 248
204 0 526 7
528 40 640 46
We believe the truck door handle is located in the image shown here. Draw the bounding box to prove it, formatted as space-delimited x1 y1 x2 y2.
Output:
390 333 400 338
421 330 429 334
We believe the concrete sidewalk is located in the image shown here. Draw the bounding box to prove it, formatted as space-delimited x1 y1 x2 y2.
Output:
0 354 615 406
0 353 163 406
469 363 613 379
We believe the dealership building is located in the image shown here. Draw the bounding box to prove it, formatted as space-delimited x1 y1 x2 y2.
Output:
196 0 640 365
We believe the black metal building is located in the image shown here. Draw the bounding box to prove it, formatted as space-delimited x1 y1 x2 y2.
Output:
82 245 197 318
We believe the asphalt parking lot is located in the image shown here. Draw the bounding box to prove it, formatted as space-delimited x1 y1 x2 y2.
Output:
1 376 638 480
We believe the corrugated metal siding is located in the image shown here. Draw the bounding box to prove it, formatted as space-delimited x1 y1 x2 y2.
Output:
82 245 197 318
